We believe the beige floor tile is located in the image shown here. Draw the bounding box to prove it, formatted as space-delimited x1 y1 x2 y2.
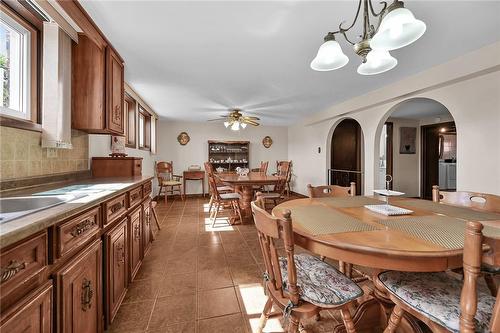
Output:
148 294 196 330
230 264 262 286
107 300 154 332
158 272 197 297
197 266 233 290
197 287 241 319
123 278 161 303
198 313 247 333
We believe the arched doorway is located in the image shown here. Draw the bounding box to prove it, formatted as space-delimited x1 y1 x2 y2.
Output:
329 118 363 195
376 98 457 199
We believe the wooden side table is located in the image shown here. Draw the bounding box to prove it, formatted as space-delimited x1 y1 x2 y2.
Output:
183 170 206 197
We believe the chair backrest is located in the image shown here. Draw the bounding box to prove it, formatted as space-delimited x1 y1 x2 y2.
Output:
460 220 500 331
307 183 356 198
156 161 174 182
204 162 214 175
206 171 222 200
274 163 291 195
276 160 291 176
432 186 500 214
260 161 269 174
251 193 299 305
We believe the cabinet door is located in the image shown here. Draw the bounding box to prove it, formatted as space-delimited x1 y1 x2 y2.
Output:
72 35 106 131
106 47 124 134
104 219 128 325
0 281 52 333
142 200 152 256
128 208 142 281
56 240 102 333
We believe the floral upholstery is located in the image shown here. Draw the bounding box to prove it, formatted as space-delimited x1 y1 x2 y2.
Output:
379 271 496 332
482 264 500 274
278 254 363 307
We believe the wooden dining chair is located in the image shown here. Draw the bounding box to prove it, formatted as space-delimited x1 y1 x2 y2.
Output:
253 161 270 191
156 161 183 203
251 193 363 333
207 172 242 227
432 186 500 214
275 161 293 197
433 185 500 295
379 220 499 333
261 165 291 209
307 183 356 198
204 162 233 215
307 183 357 276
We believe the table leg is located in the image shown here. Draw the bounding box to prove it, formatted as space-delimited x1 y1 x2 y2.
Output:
235 185 254 224
202 178 205 197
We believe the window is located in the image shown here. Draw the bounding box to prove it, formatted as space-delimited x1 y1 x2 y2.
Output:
1 7 31 120
124 93 136 148
138 106 151 150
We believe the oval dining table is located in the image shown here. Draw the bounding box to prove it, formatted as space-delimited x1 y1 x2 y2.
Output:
217 171 282 223
272 195 500 333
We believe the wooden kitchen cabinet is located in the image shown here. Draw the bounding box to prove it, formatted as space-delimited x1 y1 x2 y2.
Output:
0 281 52 333
71 35 124 135
55 239 102 333
104 218 128 325
142 198 152 256
128 207 142 281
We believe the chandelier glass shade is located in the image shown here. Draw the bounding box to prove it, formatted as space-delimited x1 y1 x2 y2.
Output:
311 0 425 75
310 38 349 71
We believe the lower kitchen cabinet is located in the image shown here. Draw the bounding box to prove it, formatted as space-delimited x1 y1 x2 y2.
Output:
55 239 102 333
0 281 52 333
104 218 128 325
128 207 143 281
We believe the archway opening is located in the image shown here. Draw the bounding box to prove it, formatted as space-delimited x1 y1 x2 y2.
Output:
377 98 456 200
329 118 364 195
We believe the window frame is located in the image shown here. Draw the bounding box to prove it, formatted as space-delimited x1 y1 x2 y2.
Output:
138 105 151 151
0 1 41 130
124 92 136 148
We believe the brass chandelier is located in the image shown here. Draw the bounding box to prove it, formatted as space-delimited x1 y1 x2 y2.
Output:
311 0 426 75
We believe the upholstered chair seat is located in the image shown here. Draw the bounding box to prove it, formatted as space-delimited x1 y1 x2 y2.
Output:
379 271 496 332
279 254 363 307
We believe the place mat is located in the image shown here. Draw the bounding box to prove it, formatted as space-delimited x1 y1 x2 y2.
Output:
316 196 384 208
287 205 377 236
377 216 500 249
397 199 500 221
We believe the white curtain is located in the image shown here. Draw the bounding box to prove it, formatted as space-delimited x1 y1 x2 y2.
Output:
41 22 73 149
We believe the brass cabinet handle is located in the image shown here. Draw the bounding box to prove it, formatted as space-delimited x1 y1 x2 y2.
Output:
131 192 139 201
134 224 141 239
1 260 27 283
81 278 93 311
110 201 123 214
116 244 125 266
70 218 96 237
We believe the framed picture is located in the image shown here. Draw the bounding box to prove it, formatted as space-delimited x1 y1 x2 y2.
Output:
399 127 416 154
111 136 126 156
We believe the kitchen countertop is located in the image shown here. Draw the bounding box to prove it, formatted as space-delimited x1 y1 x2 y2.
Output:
0 176 153 249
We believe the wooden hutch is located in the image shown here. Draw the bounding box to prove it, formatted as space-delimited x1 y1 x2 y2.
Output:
208 140 249 171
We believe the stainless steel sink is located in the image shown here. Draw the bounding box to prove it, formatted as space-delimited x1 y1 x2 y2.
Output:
0 195 82 223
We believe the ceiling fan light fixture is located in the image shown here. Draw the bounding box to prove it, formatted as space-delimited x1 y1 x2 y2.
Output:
224 121 230 128
241 122 247 129
371 2 426 50
231 121 240 131
357 50 397 75
310 34 349 71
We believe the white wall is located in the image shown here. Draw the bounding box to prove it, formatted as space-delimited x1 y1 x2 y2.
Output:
289 42 500 196
156 121 288 195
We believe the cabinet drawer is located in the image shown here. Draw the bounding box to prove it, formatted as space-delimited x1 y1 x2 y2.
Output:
0 281 52 332
103 194 127 226
133 160 142 175
143 181 152 198
128 186 143 208
0 232 47 309
57 207 101 258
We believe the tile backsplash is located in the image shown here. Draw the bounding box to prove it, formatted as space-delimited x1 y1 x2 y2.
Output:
0 126 89 180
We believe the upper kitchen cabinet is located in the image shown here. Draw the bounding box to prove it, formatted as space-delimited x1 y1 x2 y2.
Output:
71 36 124 135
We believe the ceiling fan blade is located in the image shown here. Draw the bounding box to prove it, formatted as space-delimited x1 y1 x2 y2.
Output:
242 116 260 121
244 120 260 126
207 118 225 122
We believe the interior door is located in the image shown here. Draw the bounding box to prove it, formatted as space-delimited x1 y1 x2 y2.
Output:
330 119 362 194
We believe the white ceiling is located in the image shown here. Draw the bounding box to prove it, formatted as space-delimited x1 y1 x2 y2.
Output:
390 98 451 120
80 1 500 126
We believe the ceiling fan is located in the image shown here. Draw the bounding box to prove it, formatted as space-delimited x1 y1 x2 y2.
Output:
207 108 260 130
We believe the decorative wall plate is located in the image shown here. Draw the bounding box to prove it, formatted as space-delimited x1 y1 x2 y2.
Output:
262 136 273 148
177 132 190 145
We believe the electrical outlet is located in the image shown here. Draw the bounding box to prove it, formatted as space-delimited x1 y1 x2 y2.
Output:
47 148 58 158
